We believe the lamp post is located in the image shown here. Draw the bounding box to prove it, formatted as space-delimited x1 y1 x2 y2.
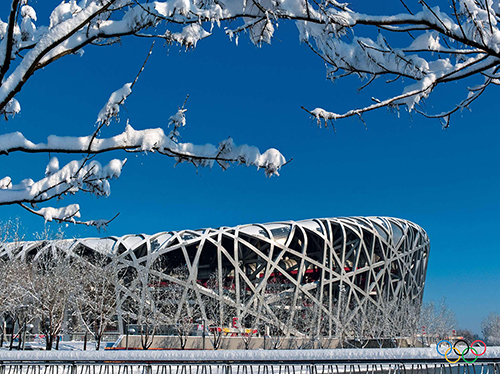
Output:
125 315 129 350
202 319 206 350
128 328 136 350
264 325 270 350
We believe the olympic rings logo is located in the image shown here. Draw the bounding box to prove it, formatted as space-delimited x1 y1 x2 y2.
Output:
436 340 487 363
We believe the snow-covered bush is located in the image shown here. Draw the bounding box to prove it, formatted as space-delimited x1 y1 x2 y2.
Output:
482 312 500 345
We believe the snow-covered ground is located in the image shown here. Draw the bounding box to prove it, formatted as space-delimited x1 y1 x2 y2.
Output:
1 347 499 362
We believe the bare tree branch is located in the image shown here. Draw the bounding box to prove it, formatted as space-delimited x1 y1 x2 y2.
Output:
0 0 20 82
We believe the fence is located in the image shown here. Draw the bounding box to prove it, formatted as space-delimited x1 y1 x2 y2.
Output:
0 362 499 374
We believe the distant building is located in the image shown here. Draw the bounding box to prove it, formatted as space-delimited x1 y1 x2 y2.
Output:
1 216 430 338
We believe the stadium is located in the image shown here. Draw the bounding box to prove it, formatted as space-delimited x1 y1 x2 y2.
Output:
1 216 430 345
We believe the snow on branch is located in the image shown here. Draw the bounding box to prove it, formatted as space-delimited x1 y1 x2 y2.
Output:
3 0 499 225
96 83 132 126
296 1 500 126
0 0 498 125
0 157 125 226
0 96 286 226
95 42 153 127
0 8 287 228
0 0 497 128
0 123 286 176
0 157 125 205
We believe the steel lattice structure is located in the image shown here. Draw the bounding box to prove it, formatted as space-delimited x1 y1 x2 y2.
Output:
0 216 429 337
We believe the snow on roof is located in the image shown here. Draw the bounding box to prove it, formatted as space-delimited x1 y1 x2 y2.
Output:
239 225 265 237
1 217 424 259
121 235 149 248
295 219 324 233
99 217 418 248
78 238 115 252
150 232 174 251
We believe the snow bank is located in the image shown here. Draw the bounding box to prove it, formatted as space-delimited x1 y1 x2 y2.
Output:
2 347 500 362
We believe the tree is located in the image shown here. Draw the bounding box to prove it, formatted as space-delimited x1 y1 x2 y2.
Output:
365 301 393 348
0 260 8 348
233 272 262 350
419 299 456 343
0 257 30 350
119 257 169 349
291 289 325 349
482 312 500 345
73 251 119 350
298 0 500 129
264 277 294 349
3 0 499 227
0 221 39 351
0 0 288 227
161 265 201 350
0 223 19 348
455 329 479 342
24 246 80 350
203 268 233 350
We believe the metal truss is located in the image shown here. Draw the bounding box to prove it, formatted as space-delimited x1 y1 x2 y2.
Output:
0 217 429 338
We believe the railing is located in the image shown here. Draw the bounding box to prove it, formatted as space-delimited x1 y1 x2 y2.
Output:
0 361 499 374
0 362 499 374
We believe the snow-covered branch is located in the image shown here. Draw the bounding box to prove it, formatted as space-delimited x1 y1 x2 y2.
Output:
297 1 500 126
1 0 500 125
0 157 125 226
0 87 286 226
3 0 498 225
0 124 286 175
0 0 298 226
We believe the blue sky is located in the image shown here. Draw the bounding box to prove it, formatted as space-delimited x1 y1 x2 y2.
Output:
1 1 499 334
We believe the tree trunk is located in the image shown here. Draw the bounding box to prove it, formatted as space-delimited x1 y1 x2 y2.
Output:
9 321 15 351
45 335 53 350
84 332 87 350
55 335 59 350
141 325 152 350
95 323 101 350
213 332 221 350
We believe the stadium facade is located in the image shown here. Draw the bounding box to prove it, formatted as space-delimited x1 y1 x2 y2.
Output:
1 216 429 338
